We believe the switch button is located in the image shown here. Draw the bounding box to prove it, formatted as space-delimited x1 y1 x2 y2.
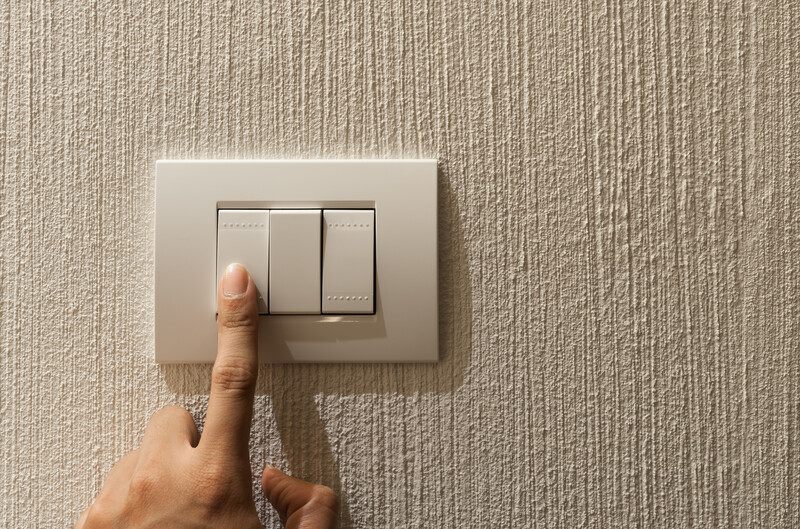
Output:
269 210 322 314
216 209 269 314
322 210 374 314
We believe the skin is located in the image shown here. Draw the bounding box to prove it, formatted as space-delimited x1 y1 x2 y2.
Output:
75 263 338 528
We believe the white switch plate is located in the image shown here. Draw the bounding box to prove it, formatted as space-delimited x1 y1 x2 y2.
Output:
155 160 438 363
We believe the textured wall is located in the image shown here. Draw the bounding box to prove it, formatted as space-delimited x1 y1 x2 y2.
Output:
1 1 798 527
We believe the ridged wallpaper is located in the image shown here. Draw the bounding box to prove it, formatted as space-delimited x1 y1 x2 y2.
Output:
1 1 798 527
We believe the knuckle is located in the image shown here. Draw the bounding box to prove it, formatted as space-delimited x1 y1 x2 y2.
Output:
146 406 191 437
127 470 160 502
151 405 190 423
272 478 295 513
218 303 258 332
212 360 256 393
193 466 231 510
84 499 116 528
310 484 339 512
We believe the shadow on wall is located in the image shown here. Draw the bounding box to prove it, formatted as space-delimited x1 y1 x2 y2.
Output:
159 166 471 526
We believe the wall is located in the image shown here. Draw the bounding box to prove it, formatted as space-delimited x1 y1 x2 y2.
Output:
1 1 798 527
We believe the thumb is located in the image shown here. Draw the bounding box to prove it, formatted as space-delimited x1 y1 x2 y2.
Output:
262 466 338 529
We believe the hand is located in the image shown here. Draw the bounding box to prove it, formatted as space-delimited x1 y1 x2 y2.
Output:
75 264 338 528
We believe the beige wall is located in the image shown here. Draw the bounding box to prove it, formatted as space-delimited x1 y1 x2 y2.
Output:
1 1 798 527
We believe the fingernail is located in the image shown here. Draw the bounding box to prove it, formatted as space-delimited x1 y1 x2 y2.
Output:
222 263 248 298
263 464 284 475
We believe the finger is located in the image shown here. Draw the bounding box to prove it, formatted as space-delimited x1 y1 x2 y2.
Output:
99 449 140 495
73 506 89 529
75 450 140 528
261 466 338 529
201 263 259 457
140 406 200 456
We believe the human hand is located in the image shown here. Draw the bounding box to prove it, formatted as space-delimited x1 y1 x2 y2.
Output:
75 263 338 528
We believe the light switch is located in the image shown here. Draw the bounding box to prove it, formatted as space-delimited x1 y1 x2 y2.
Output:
322 210 374 314
269 210 321 314
156 160 438 363
217 209 269 314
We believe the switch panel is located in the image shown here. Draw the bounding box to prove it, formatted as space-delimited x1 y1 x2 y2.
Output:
155 160 438 363
269 210 321 314
216 209 269 314
322 210 375 314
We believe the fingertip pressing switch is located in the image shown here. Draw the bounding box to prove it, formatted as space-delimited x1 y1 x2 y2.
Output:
322 209 375 314
269 210 321 314
216 209 269 314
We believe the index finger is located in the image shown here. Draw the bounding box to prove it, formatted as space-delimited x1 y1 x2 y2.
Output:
200 263 259 457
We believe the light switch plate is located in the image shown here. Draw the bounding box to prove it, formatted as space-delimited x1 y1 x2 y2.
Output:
155 160 438 363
